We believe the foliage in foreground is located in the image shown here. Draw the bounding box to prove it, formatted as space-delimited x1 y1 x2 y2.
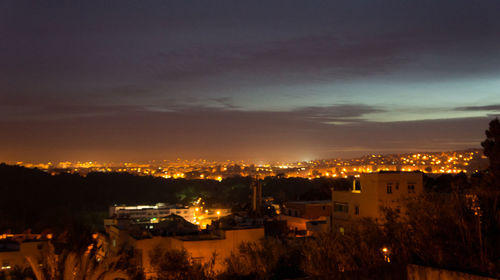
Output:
149 247 216 280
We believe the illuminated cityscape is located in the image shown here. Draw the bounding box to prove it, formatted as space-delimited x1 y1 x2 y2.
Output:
9 148 487 180
2 0 500 279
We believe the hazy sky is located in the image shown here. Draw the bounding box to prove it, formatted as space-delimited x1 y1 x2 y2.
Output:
1 0 500 163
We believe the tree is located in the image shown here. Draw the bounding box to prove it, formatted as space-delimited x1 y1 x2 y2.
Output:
478 118 500 275
149 247 215 280
25 237 138 280
482 118 500 180
301 219 388 277
222 239 303 279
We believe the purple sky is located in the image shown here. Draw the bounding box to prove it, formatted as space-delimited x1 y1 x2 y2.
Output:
1 0 500 163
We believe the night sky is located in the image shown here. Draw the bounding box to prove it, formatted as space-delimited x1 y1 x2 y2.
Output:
1 0 500 163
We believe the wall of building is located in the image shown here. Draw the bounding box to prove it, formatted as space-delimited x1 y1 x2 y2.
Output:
279 215 309 231
0 250 25 271
0 241 43 272
369 172 423 214
110 205 196 223
284 201 331 219
332 172 423 222
132 227 264 276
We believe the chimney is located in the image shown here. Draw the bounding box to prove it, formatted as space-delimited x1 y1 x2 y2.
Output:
252 180 257 212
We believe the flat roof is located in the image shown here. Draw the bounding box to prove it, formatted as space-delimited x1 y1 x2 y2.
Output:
286 200 331 205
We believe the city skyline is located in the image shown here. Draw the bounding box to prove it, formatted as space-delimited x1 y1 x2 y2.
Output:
2 0 500 162
8 148 487 182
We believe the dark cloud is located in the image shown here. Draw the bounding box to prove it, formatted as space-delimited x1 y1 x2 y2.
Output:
455 105 500 112
209 97 241 110
293 104 382 124
2 0 500 94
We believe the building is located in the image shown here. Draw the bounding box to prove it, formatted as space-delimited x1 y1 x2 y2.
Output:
331 171 424 224
280 200 331 235
109 203 196 224
105 225 264 276
278 172 424 235
0 233 48 274
108 203 231 229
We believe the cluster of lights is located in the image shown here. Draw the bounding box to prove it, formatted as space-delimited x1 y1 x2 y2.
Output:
15 150 483 180
191 198 225 228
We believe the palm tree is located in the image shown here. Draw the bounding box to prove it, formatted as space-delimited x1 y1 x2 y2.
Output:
25 239 138 280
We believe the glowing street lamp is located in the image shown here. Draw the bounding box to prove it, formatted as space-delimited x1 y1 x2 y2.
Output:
381 247 391 263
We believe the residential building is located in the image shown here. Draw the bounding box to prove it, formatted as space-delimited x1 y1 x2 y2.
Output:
0 233 48 273
280 200 331 235
331 171 424 223
108 203 231 229
105 225 264 276
109 203 196 224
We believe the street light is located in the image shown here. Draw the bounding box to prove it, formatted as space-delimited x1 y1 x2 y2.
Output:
381 247 391 263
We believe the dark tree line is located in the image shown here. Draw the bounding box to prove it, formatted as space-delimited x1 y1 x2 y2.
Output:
0 164 349 232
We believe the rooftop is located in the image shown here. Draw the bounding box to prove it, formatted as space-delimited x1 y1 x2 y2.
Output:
286 200 331 205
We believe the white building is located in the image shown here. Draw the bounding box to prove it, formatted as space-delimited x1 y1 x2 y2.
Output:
109 203 232 228
109 203 196 223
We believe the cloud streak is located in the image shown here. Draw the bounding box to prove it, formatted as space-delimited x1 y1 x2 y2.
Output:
455 104 500 112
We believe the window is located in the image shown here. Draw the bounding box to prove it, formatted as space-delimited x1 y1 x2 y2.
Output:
334 202 348 213
353 180 361 192
192 257 204 265
395 182 399 190
408 183 415 193
386 183 393 194
355 206 359 215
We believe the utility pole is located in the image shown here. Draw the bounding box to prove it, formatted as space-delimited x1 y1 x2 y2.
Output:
330 186 334 232
477 210 484 272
